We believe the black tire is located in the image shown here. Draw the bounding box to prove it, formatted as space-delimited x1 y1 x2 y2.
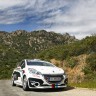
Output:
23 76 29 91
11 76 16 86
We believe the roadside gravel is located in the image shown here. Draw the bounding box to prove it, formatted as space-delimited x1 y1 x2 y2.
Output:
0 80 96 96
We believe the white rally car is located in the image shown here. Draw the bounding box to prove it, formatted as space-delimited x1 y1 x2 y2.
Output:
11 59 68 91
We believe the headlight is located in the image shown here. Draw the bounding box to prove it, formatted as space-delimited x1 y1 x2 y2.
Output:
63 72 67 78
64 72 66 75
28 68 42 75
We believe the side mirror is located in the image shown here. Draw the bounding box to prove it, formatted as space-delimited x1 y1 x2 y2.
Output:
17 66 21 69
16 62 21 69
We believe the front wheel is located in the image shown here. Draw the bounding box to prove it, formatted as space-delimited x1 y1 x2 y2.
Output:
23 76 29 91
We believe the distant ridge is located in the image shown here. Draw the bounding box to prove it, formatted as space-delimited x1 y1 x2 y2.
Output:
0 30 77 53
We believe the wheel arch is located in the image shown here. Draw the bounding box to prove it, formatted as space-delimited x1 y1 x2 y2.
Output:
23 74 27 79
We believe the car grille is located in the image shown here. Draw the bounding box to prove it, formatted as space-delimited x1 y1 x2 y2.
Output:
44 74 64 84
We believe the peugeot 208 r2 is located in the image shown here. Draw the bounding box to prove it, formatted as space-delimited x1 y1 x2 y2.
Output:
11 59 68 91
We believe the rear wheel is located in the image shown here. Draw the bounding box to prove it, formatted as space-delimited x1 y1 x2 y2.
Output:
23 76 29 91
11 75 16 86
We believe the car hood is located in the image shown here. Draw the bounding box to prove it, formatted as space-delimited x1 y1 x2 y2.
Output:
28 66 64 75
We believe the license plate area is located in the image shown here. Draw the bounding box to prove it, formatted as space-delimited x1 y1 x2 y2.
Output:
49 77 61 81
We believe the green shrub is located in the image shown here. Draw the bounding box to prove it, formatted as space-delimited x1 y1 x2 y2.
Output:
65 57 78 68
83 53 96 80
86 53 96 71
83 53 96 75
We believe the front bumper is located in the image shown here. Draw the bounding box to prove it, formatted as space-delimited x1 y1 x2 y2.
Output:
29 84 67 89
28 75 68 89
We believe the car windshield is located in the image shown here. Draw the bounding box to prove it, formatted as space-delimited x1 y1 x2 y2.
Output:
27 61 55 67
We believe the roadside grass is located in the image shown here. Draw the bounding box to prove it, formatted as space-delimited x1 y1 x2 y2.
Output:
70 80 96 89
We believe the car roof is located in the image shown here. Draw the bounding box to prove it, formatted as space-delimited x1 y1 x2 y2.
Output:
25 59 49 63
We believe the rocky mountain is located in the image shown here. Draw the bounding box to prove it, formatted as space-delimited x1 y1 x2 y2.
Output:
0 30 76 54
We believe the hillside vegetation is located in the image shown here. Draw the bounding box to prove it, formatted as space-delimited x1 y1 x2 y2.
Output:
0 30 76 79
37 35 96 60
0 30 96 88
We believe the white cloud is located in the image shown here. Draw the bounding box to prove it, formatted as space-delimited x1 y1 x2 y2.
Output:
0 0 68 24
42 0 96 39
0 0 25 9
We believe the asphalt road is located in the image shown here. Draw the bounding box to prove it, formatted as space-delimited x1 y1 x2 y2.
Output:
0 80 96 96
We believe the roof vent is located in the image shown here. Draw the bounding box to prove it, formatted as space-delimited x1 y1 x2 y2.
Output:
33 59 41 61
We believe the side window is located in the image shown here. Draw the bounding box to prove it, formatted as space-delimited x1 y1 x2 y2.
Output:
20 61 25 69
13 71 21 80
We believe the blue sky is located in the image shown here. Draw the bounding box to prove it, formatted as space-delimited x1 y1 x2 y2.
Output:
0 0 96 39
